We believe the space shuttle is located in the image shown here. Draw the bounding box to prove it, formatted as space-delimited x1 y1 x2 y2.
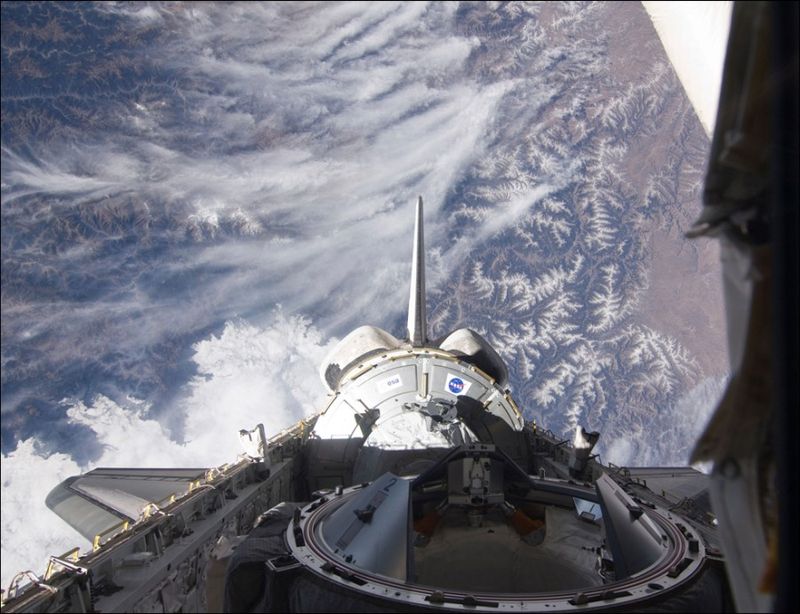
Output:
1 2 795 610
1 196 727 613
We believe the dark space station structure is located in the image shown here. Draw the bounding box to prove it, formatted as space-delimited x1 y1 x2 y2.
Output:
1 2 796 612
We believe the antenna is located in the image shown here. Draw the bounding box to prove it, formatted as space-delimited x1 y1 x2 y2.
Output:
407 196 427 346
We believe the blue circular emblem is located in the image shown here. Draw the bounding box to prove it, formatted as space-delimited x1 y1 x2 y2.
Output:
448 377 465 394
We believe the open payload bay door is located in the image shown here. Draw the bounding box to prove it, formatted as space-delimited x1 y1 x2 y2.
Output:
46 467 208 542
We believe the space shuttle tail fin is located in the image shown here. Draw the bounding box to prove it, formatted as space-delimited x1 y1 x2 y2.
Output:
407 196 428 346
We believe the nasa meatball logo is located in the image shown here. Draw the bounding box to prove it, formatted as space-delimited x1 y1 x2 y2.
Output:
448 377 465 394
445 373 471 395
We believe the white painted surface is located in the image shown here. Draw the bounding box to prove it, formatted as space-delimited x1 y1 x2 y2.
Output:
643 1 733 136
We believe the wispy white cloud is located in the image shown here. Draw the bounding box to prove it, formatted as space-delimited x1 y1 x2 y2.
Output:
2 2 512 345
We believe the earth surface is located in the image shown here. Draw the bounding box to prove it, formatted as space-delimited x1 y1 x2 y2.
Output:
1 1 727 586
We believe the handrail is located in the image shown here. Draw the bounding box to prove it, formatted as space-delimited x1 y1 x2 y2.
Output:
44 548 84 581
2 571 56 603
92 519 131 551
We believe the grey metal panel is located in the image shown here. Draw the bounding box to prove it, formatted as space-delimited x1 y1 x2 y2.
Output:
73 481 153 519
46 477 129 541
595 474 667 579
45 467 208 541
73 474 199 502
88 468 205 478
319 473 410 581
359 364 418 407
623 467 709 502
